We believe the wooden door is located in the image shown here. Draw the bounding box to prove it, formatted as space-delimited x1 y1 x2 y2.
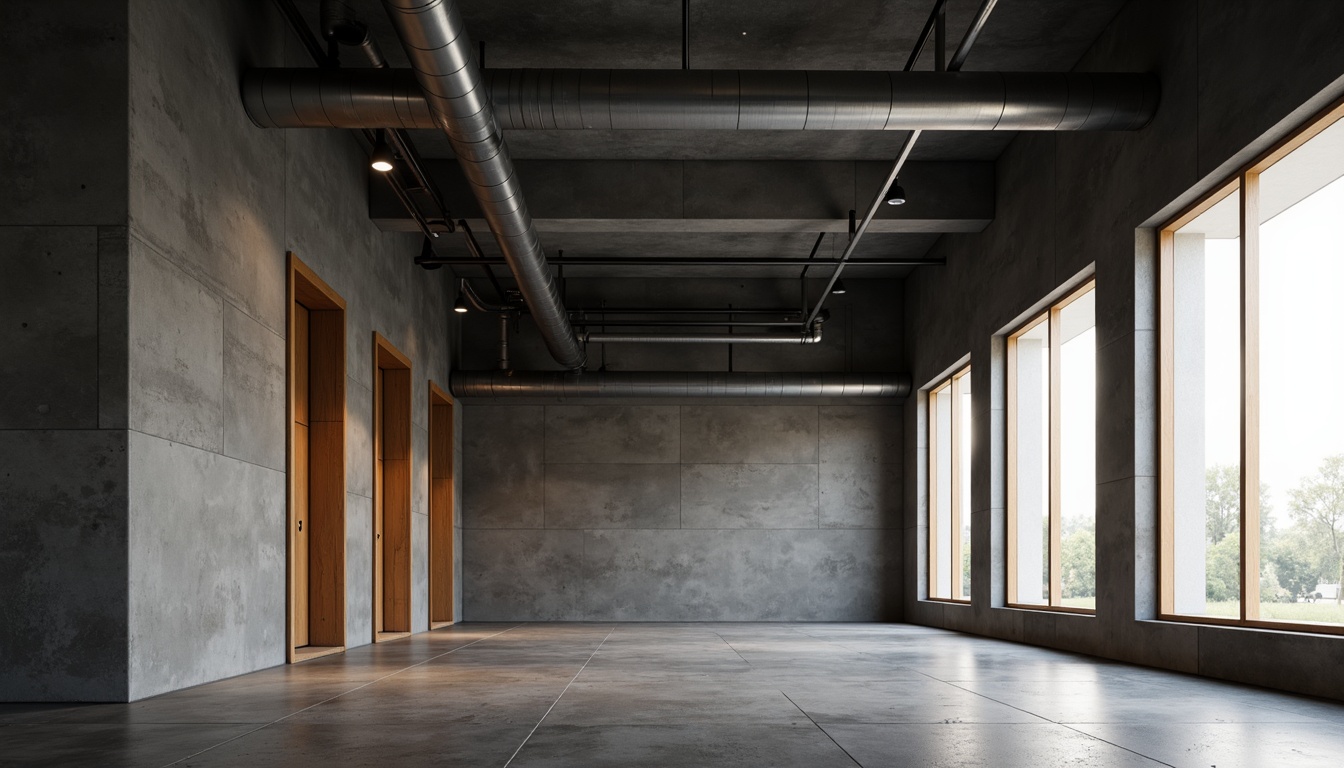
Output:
372 334 412 640
429 383 454 627
293 304 310 647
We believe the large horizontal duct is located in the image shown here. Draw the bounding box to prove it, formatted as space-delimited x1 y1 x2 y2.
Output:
243 68 1159 132
449 370 911 398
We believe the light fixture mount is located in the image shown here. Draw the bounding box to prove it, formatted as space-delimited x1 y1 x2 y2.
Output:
370 131 396 173
885 177 907 206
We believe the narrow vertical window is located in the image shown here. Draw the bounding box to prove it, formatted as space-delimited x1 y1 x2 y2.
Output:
929 365 972 602
1008 280 1096 613
1162 102 1344 633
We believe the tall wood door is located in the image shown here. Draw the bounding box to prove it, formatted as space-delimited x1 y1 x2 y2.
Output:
429 384 454 627
373 334 412 639
293 303 311 647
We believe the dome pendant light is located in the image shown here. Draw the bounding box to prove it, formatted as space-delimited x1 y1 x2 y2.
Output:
885 177 907 206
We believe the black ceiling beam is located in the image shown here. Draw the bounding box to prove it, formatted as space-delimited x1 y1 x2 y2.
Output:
371 159 993 235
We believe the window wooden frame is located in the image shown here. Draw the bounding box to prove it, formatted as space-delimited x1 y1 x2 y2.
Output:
288 253 347 663
1006 279 1096 615
928 365 972 604
1158 96 1344 636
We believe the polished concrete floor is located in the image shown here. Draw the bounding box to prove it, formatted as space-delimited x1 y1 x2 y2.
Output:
3 623 1344 767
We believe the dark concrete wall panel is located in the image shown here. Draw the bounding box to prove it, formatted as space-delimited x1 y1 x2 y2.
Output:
463 406 545 528
0 2 128 227
545 464 681 529
544 406 680 464
0 227 101 429
680 406 818 464
681 464 819 529
0 430 128 702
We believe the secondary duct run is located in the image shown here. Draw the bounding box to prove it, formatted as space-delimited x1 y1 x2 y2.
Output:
379 0 585 370
580 327 823 345
450 371 910 399
242 68 1159 132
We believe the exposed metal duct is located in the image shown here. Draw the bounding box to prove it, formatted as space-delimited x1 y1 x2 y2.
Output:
450 370 911 399
580 327 823 345
379 0 586 370
242 67 1159 132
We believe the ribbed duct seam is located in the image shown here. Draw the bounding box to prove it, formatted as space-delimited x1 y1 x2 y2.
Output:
241 68 1160 132
449 371 912 399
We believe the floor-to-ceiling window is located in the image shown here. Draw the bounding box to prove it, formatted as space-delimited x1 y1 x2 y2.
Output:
929 366 972 602
1008 280 1096 612
1161 102 1344 632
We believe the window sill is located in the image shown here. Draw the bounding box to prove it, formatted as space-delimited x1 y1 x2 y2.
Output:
1005 603 1096 617
1153 613 1344 637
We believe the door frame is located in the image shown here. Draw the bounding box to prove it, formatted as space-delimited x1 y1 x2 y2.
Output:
372 332 413 642
428 381 455 629
287 252 347 663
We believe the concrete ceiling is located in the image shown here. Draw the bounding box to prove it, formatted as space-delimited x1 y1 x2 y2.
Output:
327 0 1130 277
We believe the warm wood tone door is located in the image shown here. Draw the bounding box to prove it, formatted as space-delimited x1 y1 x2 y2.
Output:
288 253 347 661
373 334 412 639
429 383 454 627
293 304 311 647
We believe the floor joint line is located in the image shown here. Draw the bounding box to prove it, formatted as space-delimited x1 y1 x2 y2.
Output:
159 624 525 768
780 690 864 768
501 624 617 768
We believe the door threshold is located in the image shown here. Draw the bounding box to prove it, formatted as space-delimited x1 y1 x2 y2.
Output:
375 631 412 643
292 645 344 663
430 621 455 630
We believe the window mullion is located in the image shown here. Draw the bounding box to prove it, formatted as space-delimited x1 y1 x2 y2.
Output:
1006 336 1019 605
1049 308 1063 607
928 389 940 599
1240 171 1262 621
950 374 964 601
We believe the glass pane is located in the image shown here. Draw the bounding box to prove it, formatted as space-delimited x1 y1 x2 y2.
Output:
1171 187 1241 618
1257 116 1344 626
933 384 953 598
958 371 973 601
1012 319 1049 605
1059 287 1096 610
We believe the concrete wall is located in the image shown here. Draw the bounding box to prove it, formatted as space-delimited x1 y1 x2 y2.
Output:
903 0 1344 701
0 1 131 702
119 0 459 700
459 278 905 621
462 404 902 621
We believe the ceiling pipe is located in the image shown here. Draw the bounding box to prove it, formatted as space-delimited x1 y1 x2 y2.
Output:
804 0 996 330
581 326 823 345
415 256 947 267
449 370 911 399
242 67 1159 133
379 0 586 370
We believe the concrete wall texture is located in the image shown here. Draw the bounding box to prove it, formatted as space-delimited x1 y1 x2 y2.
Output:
6 0 1344 706
2 0 458 702
462 404 902 621
903 0 1344 701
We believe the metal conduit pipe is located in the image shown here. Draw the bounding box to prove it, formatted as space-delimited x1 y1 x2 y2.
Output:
581 326 823 345
379 0 586 370
242 68 1160 132
449 370 911 399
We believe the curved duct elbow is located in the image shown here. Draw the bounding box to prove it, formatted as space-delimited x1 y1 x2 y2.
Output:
379 0 585 370
242 68 1159 132
449 370 912 399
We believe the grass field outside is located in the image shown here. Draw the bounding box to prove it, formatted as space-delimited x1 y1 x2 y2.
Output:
1195 601 1344 624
